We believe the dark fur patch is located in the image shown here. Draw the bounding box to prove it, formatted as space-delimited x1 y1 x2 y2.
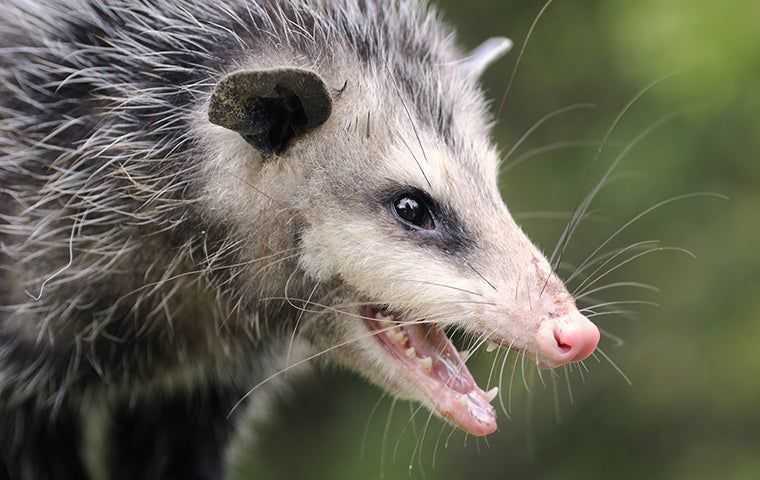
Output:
376 184 476 256
0 402 87 480
108 385 243 480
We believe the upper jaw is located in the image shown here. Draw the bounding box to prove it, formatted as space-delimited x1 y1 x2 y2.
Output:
360 305 498 436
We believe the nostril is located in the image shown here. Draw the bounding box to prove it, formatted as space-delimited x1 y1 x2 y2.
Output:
538 313 600 366
553 330 572 353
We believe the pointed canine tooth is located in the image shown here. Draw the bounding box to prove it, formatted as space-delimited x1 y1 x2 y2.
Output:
459 350 470 360
486 341 498 353
485 387 499 403
405 347 416 358
418 356 433 371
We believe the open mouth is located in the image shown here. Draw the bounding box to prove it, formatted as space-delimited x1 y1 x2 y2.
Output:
361 305 498 436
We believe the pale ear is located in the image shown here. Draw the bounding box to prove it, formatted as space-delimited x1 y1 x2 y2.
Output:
208 68 332 155
462 37 513 78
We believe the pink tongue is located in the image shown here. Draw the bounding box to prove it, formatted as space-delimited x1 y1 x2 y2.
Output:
404 324 497 436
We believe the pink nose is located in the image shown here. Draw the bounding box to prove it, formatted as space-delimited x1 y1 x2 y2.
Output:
536 311 600 367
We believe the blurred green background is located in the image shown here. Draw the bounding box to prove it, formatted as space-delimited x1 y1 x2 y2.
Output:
234 1 759 479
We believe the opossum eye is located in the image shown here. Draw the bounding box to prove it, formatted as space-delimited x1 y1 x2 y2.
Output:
393 192 434 230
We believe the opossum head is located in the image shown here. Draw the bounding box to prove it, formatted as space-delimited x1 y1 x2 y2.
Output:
204 38 598 437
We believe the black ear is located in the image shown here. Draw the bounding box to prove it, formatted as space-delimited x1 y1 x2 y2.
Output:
208 68 332 156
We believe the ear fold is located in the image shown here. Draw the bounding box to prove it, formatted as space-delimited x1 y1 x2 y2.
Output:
208 68 332 155
462 37 513 78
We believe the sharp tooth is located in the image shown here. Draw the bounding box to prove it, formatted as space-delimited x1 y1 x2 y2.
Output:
485 387 499 403
458 350 470 360
418 356 433 371
405 347 416 358
486 341 498 353
387 329 404 344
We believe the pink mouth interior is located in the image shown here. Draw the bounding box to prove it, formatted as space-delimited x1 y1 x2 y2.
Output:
363 306 497 436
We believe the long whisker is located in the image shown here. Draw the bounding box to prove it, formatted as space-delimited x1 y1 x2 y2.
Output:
563 366 574 405
534 351 545 386
412 408 436 476
520 349 529 392
361 392 388 461
486 343 506 389
596 346 632 385
567 192 727 285
393 402 425 464
550 108 682 280
396 131 432 189
465 260 497 291
599 328 625 347
585 309 638 320
546 75 677 290
497 0 555 116
431 421 448 470
497 341 514 418
464 328 499 362
444 423 458 451
577 246 695 297
499 103 596 171
551 369 561 423
580 299 660 312
388 69 432 189
513 209 606 223
386 278 484 297
380 398 398 479
285 281 320 366
574 281 659 302
502 140 606 174
568 240 661 290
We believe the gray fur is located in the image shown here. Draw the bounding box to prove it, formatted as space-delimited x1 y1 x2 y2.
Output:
0 0 467 405
0 0 576 477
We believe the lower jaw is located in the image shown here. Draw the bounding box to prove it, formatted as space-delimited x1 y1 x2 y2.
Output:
361 306 498 436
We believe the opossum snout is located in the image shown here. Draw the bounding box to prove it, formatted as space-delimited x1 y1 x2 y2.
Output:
535 310 600 367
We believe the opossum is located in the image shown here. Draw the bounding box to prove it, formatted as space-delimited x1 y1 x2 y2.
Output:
0 0 600 478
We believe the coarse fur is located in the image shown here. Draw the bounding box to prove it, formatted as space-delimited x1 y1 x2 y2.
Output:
0 0 591 478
